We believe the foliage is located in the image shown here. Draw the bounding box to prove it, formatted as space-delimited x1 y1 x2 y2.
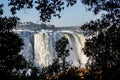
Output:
83 26 120 80
81 0 120 34
55 37 70 60
0 16 31 80
82 0 120 14
55 37 72 71
0 0 77 22
51 68 82 80
81 0 120 80
81 12 119 33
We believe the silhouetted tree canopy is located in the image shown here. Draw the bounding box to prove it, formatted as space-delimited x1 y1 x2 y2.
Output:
81 0 120 80
81 0 120 33
55 37 72 71
0 0 77 22
81 0 120 78
83 26 120 80
82 0 120 14
0 17 31 80
0 0 119 22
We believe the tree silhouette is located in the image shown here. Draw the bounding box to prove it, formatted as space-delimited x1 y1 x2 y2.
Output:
0 17 31 80
83 26 120 80
0 0 77 22
81 0 119 31
81 0 120 80
82 0 120 14
55 37 71 71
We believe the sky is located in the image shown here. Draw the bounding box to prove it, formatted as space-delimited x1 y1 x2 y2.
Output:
2 0 103 27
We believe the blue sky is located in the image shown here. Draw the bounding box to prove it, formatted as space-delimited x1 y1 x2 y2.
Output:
2 0 103 27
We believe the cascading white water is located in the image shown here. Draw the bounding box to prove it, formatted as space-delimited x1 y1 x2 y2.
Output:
17 29 88 68
62 32 87 67
17 30 35 62
34 32 52 67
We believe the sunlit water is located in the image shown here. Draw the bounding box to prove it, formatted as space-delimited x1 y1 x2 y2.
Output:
15 28 88 68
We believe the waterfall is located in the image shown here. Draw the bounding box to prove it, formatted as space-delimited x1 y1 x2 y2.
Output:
17 30 88 67
18 31 34 62
62 32 87 67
